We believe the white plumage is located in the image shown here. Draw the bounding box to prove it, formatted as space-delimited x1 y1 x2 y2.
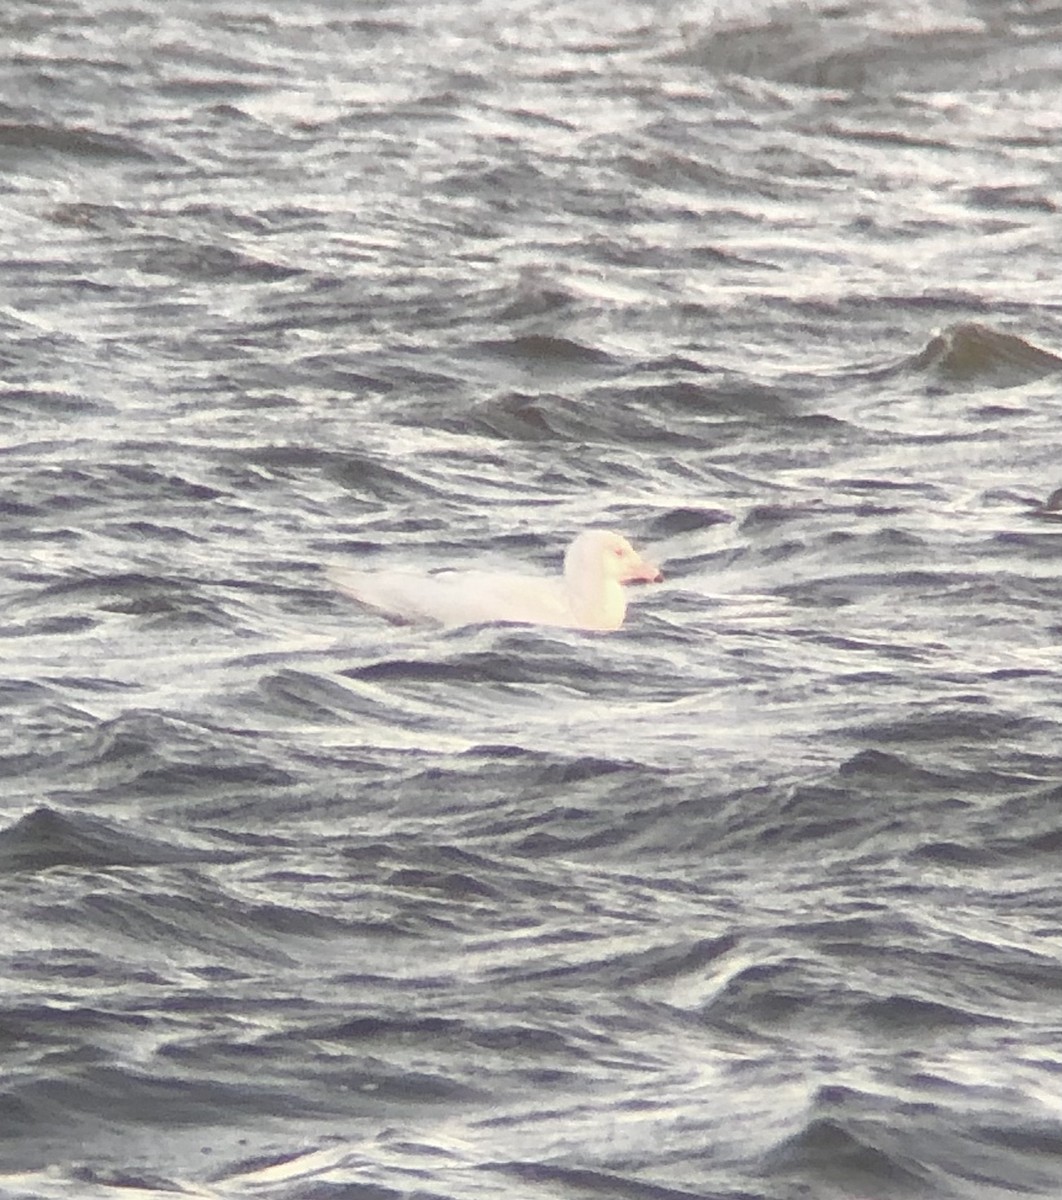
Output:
328 530 662 631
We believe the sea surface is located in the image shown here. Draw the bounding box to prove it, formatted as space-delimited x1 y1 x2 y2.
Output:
3 1 1062 1197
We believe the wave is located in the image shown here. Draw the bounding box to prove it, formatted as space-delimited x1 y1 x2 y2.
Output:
846 322 1062 392
115 236 302 284
435 376 827 446
0 806 236 872
903 322 1062 387
0 120 153 160
764 1106 932 1194
675 3 1058 96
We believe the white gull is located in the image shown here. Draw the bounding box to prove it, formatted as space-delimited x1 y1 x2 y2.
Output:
328 529 662 631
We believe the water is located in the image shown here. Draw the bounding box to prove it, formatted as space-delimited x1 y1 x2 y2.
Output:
3 1 1062 1197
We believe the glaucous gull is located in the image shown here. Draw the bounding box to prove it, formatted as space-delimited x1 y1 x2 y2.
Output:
328 530 661 631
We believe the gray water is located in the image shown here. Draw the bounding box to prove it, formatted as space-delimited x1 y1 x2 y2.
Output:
4 2 1062 1197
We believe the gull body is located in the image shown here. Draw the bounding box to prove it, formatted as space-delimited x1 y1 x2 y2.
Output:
328 530 661 631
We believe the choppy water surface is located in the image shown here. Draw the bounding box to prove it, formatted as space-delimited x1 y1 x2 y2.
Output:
4 1 1062 1197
